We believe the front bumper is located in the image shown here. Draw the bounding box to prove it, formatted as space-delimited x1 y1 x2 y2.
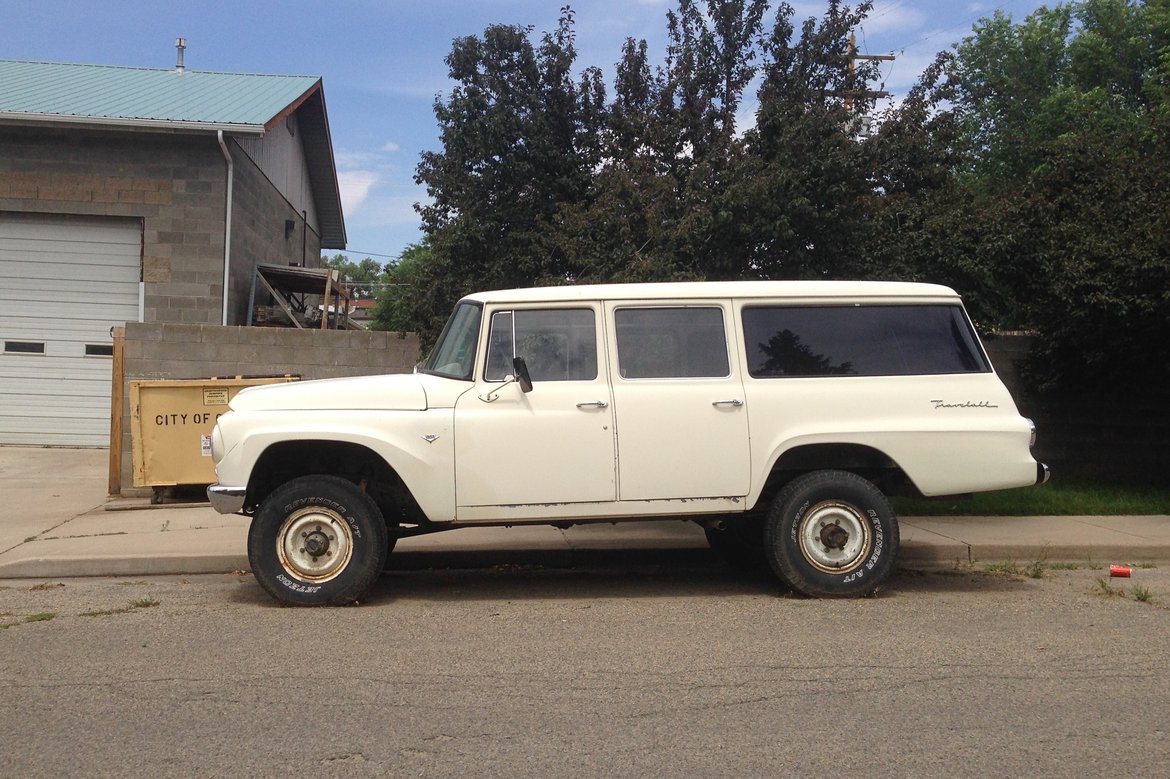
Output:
207 483 246 514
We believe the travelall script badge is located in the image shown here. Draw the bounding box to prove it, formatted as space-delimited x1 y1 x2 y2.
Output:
930 400 999 409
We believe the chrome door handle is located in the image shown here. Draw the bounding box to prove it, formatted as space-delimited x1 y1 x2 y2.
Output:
712 399 743 407
576 400 609 409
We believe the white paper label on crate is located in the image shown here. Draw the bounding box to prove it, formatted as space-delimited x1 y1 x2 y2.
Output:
201 434 212 457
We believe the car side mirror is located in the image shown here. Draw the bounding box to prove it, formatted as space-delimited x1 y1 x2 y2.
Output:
513 357 533 393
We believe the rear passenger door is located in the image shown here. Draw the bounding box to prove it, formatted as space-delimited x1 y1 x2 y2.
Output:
606 302 751 500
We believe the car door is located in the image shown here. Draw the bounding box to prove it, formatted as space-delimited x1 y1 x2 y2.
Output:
606 301 751 500
454 304 617 508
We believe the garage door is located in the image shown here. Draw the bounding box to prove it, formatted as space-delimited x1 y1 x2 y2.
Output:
0 213 142 446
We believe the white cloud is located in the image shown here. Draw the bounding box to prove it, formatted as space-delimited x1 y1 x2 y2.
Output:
382 141 401 153
334 150 380 167
862 2 927 36
338 170 379 214
355 193 426 228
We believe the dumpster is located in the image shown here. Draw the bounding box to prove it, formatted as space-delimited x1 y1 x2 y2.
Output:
130 376 298 496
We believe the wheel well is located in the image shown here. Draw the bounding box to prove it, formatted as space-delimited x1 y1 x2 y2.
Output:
246 440 425 525
757 443 919 506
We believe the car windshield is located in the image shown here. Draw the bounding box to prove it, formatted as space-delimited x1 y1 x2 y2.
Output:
420 301 482 380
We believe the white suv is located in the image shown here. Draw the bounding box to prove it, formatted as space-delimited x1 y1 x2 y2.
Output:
208 281 1048 604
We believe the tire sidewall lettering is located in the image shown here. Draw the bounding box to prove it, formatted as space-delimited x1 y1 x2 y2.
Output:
282 496 364 541
866 509 883 569
790 499 812 543
276 573 322 594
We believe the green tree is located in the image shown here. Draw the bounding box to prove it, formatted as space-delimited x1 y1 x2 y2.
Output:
369 243 435 337
547 0 772 283
321 253 385 299
869 0 1170 395
411 9 603 347
727 0 879 280
861 54 1033 327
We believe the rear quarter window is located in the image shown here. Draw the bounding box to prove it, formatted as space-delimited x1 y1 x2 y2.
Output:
742 304 989 378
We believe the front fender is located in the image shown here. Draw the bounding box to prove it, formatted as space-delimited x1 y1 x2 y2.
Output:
213 408 456 522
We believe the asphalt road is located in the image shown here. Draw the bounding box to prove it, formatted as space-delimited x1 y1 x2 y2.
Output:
2 555 1167 778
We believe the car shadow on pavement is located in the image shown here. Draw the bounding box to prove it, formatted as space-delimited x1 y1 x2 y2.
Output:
367 563 782 604
892 567 1042 594
227 553 1040 608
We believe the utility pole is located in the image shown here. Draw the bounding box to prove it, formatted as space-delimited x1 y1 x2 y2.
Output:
843 34 894 113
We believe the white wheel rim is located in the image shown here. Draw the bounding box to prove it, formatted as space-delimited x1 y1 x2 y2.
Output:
798 501 872 574
277 507 353 582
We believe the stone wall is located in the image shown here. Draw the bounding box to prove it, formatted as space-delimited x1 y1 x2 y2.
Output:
118 323 421 494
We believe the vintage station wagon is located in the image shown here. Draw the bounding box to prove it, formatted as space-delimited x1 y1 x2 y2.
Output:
208 281 1048 604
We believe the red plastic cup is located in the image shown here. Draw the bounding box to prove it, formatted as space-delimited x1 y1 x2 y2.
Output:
1109 564 1132 578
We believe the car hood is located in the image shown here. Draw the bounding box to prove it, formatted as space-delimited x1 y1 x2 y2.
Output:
228 373 428 412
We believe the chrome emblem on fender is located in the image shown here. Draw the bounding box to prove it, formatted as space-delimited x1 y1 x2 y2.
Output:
422 434 440 444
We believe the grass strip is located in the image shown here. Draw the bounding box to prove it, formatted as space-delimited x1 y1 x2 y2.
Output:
892 480 1170 516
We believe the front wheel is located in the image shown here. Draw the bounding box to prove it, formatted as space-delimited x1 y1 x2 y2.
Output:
764 471 899 598
248 475 388 606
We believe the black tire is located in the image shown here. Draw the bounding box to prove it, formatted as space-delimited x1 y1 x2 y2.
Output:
703 514 767 569
763 470 899 598
248 475 388 606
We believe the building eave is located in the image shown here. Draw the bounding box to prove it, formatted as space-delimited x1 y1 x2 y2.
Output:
293 85 346 249
0 111 266 135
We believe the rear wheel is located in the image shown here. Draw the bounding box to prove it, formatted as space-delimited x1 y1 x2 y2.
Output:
248 475 388 606
764 470 899 597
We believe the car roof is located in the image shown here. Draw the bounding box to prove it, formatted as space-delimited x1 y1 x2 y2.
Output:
461 280 960 305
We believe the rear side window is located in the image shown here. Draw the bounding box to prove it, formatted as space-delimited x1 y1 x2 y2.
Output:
742 305 989 378
615 307 730 379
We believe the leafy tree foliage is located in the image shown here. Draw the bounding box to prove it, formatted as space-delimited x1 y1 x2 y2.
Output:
735 0 878 280
408 2 876 346
874 0 1170 395
399 0 1167 396
369 243 435 334
412 9 601 347
321 254 385 299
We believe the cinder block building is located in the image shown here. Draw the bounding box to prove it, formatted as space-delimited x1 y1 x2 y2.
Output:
0 58 346 445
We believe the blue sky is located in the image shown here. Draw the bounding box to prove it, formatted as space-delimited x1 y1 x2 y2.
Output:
2 0 1050 265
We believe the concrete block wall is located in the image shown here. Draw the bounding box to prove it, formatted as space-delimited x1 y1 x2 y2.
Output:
226 141 323 326
0 126 228 324
119 323 421 494
1 128 325 328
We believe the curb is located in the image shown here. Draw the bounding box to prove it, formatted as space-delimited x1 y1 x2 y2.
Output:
0 554 250 580
6 540 1145 581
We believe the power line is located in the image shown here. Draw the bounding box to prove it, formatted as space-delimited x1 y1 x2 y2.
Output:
325 248 404 260
842 34 895 112
886 0 1041 55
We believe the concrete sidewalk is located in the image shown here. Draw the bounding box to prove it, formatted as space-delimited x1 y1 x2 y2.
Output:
2 446 1167 580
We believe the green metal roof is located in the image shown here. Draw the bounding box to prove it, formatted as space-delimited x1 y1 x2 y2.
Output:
0 59 345 248
0 60 319 131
